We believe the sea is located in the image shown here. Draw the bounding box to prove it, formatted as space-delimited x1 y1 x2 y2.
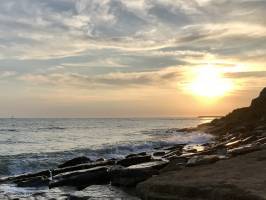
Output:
0 117 214 199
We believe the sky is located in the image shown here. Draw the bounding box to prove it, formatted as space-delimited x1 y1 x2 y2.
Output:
0 0 265 117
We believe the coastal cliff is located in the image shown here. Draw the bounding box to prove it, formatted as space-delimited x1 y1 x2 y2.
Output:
201 87 266 137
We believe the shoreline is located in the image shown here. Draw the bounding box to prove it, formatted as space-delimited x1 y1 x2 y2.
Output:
1 88 266 199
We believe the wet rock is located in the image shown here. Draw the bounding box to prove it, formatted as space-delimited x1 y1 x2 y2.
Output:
110 167 155 187
116 155 152 167
152 151 166 157
184 149 198 153
0 170 50 184
241 136 258 145
137 152 147 156
163 144 185 151
49 166 109 189
15 176 49 187
127 160 169 170
199 144 227 156
110 161 168 187
58 156 92 168
256 137 266 144
126 152 147 158
137 149 266 200
187 155 227 166
228 144 262 156
53 159 115 176
225 139 242 148
96 158 105 162
160 157 187 172
162 149 182 159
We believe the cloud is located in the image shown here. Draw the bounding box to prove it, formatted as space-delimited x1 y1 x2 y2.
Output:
0 0 264 60
19 67 181 88
225 71 266 79
1 0 266 92
0 71 17 78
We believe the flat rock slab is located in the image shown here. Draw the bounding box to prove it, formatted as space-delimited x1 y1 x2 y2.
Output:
137 149 266 200
128 161 168 170
50 166 109 189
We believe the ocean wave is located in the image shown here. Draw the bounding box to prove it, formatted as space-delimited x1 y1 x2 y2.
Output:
0 129 19 132
37 126 66 131
0 131 213 177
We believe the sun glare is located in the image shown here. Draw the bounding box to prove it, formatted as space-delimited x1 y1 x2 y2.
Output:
188 66 233 98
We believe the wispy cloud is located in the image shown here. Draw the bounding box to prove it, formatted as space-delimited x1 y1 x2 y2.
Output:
0 0 265 116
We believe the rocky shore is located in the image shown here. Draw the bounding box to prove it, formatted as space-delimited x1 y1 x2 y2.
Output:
1 88 266 200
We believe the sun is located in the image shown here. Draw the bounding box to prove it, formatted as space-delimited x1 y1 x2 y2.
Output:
187 66 233 98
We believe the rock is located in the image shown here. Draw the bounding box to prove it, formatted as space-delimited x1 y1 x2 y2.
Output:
116 155 152 167
126 152 147 158
52 159 115 176
256 137 266 145
163 144 185 151
137 149 266 200
160 157 187 172
0 170 50 184
15 176 49 187
241 136 258 144
162 149 182 159
126 153 138 158
225 139 242 148
110 166 157 187
152 151 166 157
58 156 92 168
96 158 105 162
206 87 266 136
187 155 227 166
184 149 198 153
199 144 227 156
110 161 168 187
228 144 262 156
127 161 169 170
49 166 109 189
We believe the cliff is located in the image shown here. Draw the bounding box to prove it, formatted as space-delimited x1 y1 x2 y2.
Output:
201 87 266 137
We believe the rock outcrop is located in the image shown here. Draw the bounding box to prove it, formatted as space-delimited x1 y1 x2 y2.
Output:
201 87 266 137
137 149 266 200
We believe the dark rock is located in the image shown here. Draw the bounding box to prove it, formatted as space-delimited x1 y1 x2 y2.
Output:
187 155 227 166
184 149 198 153
126 152 147 158
127 160 169 170
199 144 227 156
137 149 266 200
225 139 242 149
96 158 105 162
163 144 185 151
228 144 262 156
110 161 168 187
160 157 188 172
58 156 92 168
126 153 138 158
206 87 266 136
15 176 49 187
0 170 50 184
152 151 166 157
162 149 182 159
49 166 109 189
116 155 152 167
256 137 266 144
137 152 147 156
53 159 115 176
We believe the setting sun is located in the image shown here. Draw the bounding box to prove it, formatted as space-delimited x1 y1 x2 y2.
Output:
188 66 233 98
